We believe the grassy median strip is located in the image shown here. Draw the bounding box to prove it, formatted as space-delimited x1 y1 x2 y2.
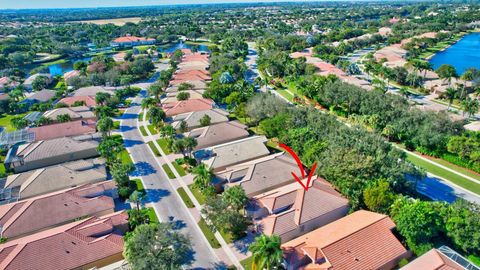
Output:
139 126 148 136
113 121 120 130
162 164 175 179
157 138 172 154
132 178 145 192
138 112 144 121
147 141 160 156
172 162 186 176
147 124 158 135
145 207 159 224
188 184 206 205
240 257 253 270
118 149 133 165
177 187 194 208
406 152 480 195
198 218 221 248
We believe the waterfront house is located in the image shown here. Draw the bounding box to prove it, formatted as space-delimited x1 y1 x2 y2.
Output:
23 73 52 91
110 35 155 48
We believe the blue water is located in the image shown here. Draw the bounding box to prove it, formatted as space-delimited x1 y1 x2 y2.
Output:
429 32 480 75
158 41 209 53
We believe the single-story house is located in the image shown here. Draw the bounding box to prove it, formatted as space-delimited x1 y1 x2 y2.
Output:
4 136 99 173
58 95 97 108
401 246 478 270
0 158 107 201
0 211 129 270
0 181 116 239
194 135 270 173
281 210 410 270
72 86 115 97
169 108 229 130
20 89 56 106
167 80 207 91
253 178 349 243
27 119 97 141
162 89 206 104
63 70 80 81
43 106 95 122
110 35 155 47
216 152 301 197
162 98 214 117
184 121 249 150
23 73 52 91
0 77 19 90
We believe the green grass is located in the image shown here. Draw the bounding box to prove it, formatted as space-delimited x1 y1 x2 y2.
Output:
172 162 187 176
147 141 161 156
177 187 195 208
138 112 144 121
0 163 5 175
113 121 120 130
188 184 206 205
240 257 253 270
145 207 159 224
276 88 294 102
219 230 234 244
157 138 172 154
118 149 133 165
198 218 221 248
0 113 27 132
468 255 480 267
132 178 145 192
427 156 480 182
147 124 158 135
406 152 480 195
139 126 148 136
162 164 176 179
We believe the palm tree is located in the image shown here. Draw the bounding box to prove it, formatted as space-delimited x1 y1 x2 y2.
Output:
129 190 146 211
183 137 197 158
445 87 458 110
192 163 213 191
147 107 166 127
249 234 283 270
141 97 157 109
461 97 479 118
399 86 410 99
148 83 164 102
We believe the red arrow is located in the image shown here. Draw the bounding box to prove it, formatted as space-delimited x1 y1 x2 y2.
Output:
279 143 317 191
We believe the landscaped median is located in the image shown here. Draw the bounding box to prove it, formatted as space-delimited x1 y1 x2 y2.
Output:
157 138 172 154
147 124 158 135
188 184 206 205
198 218 221 248
139 126 148 136
406 152 480 195
147 141 161 156
162 164 175 179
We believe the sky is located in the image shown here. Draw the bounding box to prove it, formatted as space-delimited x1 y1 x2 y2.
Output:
0 0 299 10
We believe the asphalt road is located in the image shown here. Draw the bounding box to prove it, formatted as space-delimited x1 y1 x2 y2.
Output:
119 91 226 269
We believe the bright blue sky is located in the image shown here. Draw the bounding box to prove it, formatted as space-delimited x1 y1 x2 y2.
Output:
0 0 298 9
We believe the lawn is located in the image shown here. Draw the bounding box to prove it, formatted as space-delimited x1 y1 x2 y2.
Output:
139 126 148 136
172 162 187 176
198 218 221 248
188 184 206 205
147 124 158 135
157 138 172 154
113 121 120 130
138 112 144 121
118 149 133 165
177 187 195 208
162 164 176 179
426 155 480 182
147 141 160 156
219 230 234 244
132 178 145 192
240 257 253 270
406 152 480 195
0 113 26 132
145 207 159 224
468 255 480 267
276 88 294 102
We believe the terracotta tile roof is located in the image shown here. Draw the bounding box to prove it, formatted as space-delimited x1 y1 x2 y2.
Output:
59 96 97 107
257 178 349 241
63 70 80 80
185 121 249 150
162 89 205 104
0 181 116 239
27 120 96 141
401 249 464 270
282 210 409 270
162 98 214 117
0 211 128 270
113 36 155 43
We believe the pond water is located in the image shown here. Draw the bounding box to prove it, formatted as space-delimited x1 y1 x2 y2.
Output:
26 42 209 77
429 32 480 75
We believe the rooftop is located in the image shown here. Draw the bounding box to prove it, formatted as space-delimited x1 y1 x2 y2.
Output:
184 121 249 150
27 120 97 141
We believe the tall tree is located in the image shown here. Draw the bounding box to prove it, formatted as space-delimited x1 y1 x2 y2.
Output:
192 163 213 191
249 234 283 270
222 185 248 212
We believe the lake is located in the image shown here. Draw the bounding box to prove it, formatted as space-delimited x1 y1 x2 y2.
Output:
429 32 480 75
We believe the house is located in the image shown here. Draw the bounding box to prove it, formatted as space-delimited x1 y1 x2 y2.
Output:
464 121 480 132
72 86 115 97
162 98 214 117
162 89 206 104
63 70 80 81
401 246 480 270
195 136 270 173
0 181 116 239
253 178 349 242
110 35 156 47
217 152 301 197
43 106 95 122
21 89 56 106
0 77 19 90
27 119 97 141
58 95 97 108
184 121 249 150
169 109 229 130
4 136 99 173
378 27 393 36
168 79 207 90
0 211 129 270
23 73 52 91
0 158 107 201
281 210 410 270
